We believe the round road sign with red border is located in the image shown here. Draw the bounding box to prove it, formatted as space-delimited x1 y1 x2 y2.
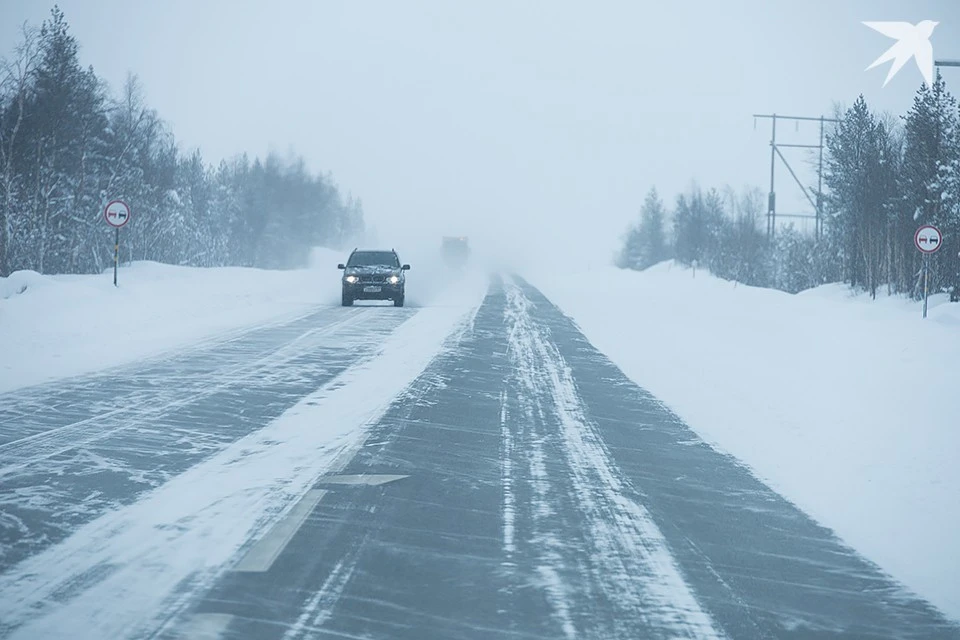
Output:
104 199 131 228
915 225 942 254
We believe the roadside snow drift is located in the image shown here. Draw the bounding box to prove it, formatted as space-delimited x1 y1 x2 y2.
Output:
0 249 372 393
528 261 960 623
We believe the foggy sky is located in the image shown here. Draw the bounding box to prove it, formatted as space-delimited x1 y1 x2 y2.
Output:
2 0 959 267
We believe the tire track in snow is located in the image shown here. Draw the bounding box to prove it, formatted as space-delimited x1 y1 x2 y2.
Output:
281 551 361 640
527 432 578 640
499 388 516 557
503 279 723 640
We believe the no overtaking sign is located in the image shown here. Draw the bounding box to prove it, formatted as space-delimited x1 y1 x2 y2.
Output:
104 199 131 286
915 224 942 319
914 225 941 254
104 200 131 228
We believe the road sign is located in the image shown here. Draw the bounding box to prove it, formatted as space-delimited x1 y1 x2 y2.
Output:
104 200 131 228
104 199 131 286
914 225 943 319
915 225 942 254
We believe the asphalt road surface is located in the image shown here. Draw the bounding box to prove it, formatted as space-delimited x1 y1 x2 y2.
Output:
0 277 957 639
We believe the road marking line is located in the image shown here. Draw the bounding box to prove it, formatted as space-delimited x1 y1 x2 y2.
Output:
319 474 409 486
173 613 235 639
232 489 328 573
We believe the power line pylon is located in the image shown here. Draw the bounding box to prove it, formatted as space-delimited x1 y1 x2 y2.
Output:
753 113 838 240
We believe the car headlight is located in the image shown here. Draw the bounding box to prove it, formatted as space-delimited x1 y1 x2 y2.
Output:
344 275 359 284
388 275 400 284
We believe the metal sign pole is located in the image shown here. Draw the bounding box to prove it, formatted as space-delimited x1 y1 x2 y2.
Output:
113 226 120 287
915 224 942 319
104 199 130 287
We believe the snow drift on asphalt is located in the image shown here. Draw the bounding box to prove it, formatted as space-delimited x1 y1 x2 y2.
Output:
0 271 487 639
528 261 960 622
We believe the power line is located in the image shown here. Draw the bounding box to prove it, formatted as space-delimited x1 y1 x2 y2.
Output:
753 113 839 239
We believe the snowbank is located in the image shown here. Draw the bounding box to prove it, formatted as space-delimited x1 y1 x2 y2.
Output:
0 249 349 393
528 261 960 622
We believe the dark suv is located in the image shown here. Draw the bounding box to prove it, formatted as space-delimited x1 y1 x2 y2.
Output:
338 249 410 307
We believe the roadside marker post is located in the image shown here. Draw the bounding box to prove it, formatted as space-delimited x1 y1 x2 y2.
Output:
104 200 131 287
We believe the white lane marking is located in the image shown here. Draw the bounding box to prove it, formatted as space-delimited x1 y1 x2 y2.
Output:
232 489 328 573
503 281 725 639
171 613 235 639
318 474 408 486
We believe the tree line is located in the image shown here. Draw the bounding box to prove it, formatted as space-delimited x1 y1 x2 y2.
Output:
0 7 363 277
619 76 960 301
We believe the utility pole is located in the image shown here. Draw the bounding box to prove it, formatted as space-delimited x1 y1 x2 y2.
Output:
768 115 776 237
934 59 959 300
817 116 825 239
753 113 838 239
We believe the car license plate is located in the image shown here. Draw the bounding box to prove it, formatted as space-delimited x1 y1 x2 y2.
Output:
363 286 381 293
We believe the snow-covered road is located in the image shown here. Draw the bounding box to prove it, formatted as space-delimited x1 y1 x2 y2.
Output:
0 273 956 639
501 279 721 639
0 273 485 639
0 306 411 571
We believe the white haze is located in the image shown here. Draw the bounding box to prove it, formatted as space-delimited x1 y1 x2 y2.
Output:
2 0 959 270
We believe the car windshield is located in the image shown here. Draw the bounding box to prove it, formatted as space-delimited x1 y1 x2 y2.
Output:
347 251 399 267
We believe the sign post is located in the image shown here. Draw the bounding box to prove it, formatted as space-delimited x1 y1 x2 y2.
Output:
914 224 942 318
104 200 131 286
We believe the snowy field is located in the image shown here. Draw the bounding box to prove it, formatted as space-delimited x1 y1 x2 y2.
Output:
529 261 960 622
